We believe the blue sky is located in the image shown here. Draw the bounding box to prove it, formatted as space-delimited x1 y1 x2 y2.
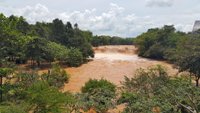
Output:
0 0 200 37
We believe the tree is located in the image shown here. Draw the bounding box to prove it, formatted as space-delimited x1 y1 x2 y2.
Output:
67 48 83 67
119 65 200 113
176 36 200 86
50 18 66 45
25 37 50 66
79 79 116 113
0 67 76 113
81 79 116 93
46 41 69 62
16 16 30 35
74 23 78 29
135 25 184 60
41 64 69 88
33 22 50 39
26 81 76 113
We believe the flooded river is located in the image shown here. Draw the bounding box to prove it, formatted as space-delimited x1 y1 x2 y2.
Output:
63 45 177 93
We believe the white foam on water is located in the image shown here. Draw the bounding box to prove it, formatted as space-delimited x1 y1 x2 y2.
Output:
94 53 146 61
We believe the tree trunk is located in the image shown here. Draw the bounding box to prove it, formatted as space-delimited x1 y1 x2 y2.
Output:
37 60 40 67
0 76 2 102
196 77 199 87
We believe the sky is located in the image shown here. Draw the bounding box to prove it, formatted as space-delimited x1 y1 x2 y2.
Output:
0 0 200 37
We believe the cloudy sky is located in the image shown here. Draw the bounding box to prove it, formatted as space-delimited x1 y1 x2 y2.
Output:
0 0 200 37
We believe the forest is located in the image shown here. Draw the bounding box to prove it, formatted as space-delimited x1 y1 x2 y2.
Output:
0 13 133 67
0 13 200 113
135 25 200 87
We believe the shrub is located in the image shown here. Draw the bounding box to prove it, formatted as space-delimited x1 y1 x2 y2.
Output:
81 79 116 93
119 65 200 113
26 81 76 113
42 64 69 88
79 79 116 113
67 48 83 67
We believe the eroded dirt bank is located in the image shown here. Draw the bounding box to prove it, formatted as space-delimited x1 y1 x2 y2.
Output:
63 45 178 93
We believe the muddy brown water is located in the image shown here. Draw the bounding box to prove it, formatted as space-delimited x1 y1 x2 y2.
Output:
37 45 178 113
61 45 178 93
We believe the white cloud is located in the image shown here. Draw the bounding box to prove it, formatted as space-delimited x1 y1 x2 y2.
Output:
146 0 174 7
175 24 193 32
13 4 53 23
58 3 146 37
3 2 196 37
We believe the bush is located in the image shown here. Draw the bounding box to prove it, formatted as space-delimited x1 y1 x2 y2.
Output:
26 81 76 113
119 65 200 113
0 102 29 113
81 79 116 93
42 64 69 88
67 48 83 67
80 79 116 113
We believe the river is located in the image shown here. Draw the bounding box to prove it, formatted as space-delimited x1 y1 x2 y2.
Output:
63 45 177 93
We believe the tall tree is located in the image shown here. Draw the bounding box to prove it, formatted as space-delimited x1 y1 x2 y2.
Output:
176 36 200 86
50 19 66 45
25 37 49 66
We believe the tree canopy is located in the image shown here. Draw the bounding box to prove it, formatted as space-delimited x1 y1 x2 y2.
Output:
135 25 200 86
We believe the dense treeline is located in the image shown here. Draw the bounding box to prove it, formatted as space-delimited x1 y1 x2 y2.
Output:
91 35 134 47
0 13 94 67
0 13 134 67
135 25 200 86
135 25 186 60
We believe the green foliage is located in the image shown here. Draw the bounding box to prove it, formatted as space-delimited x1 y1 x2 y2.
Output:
92 35 134 47
50 18 66 44
79 79 116 112
67 48 83 67
16 70 40 88
175 34 200 86
48 19 94 59
2 12 200 113
26 81 75 113
0 102 29 113
0 68 14 77
0 65 76 113
25 37 50 66
135 25 186 60
81 79 116 93
0 13 94 67
46 41 69 61
119 65 200 113
135 24 200 87
42 64 69 88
